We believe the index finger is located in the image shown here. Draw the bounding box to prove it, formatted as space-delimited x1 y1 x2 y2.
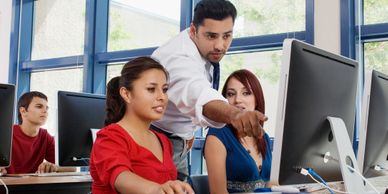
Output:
250 112 265 139
256 111 268 121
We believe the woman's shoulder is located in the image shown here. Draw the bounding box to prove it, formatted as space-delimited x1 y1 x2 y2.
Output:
100 123 122 132
97 123 130 140
263 132 270 139
263 132 272 144
207 125 233 137
93 124 135 150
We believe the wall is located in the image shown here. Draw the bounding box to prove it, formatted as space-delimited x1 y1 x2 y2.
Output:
0 0 12 83
314 0 341 54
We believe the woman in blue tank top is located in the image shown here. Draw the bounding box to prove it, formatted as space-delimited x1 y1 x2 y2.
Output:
204 69 272 193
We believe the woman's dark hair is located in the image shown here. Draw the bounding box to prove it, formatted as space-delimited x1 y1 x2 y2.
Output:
222 69 267 158
17 91 48 124
192 0 237 28
105 56 169 126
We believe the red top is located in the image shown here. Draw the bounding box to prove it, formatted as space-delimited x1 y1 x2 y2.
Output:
90 123 177 194
7 125 55 174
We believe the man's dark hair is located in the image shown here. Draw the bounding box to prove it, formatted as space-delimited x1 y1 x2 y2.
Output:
192 0 237 28
17 91 48 124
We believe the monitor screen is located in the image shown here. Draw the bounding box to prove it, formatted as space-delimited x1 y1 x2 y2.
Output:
0 83 15 167
271 39 359 185
57 91 106 166
358 70 388 178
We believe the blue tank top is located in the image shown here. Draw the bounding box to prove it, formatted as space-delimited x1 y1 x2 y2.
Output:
206 126 272 193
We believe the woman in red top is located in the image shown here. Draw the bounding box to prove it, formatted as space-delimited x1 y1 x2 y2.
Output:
90 57 194 194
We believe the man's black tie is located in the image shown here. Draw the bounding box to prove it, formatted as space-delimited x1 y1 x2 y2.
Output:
211 62 220 90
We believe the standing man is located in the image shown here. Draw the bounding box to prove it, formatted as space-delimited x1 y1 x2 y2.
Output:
152 0 267 181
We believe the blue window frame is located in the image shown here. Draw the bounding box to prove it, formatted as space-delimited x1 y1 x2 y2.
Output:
340 0 388 152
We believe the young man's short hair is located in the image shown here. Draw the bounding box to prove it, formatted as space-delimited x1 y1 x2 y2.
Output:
17 91 48 124
192 0 237 28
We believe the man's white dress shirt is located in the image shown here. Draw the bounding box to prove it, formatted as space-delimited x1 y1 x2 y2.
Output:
152 29 227 140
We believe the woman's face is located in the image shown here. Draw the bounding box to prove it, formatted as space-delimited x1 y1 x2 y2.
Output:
125 69 169 122
224 77 256 111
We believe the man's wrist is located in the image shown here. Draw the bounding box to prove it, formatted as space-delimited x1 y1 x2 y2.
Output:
227 107 241 123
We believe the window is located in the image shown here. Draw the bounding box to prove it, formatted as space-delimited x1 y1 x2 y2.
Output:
30 68 83 136
361 1 388 75
106 63 124 84
364 41 388 74
341 0 388 142
363 0 388 25
31 0 86 60
108 0 181 51
230 0 305 37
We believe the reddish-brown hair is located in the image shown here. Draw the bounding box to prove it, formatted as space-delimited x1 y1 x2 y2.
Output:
221 69 267 158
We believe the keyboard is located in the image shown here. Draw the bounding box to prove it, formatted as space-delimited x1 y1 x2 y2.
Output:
31 171 90 177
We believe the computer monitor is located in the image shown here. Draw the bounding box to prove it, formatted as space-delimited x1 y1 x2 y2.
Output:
0 83 15 167
358 70 388 178
271 39 359 185
57 91 106 166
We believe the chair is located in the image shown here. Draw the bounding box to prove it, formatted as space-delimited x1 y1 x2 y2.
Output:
189 175 209 194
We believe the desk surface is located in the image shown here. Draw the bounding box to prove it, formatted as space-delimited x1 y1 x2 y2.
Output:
1 174 91 185
0 175 92 194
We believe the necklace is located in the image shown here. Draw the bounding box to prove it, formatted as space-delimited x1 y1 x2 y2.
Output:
240 137 263 170
240 137 254 154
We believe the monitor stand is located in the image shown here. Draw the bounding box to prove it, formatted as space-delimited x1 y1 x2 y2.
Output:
327 116 368 193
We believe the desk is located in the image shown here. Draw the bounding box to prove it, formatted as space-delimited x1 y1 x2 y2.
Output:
232 175 388 193
0 175 91 194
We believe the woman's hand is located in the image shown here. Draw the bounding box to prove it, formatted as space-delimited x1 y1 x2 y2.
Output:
159 180 195 194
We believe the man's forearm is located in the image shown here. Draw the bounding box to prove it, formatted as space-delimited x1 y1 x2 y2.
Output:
203 100 267 138
203 100 240 124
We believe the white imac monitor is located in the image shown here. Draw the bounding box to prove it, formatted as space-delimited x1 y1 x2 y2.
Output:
271 39 359 185
358 70 388 178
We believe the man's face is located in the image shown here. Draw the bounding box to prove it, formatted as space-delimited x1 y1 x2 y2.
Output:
20 97 48 126
190 17 234 63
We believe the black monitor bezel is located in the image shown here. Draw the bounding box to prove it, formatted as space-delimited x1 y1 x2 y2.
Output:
57 91 106 166
0 83 15 167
